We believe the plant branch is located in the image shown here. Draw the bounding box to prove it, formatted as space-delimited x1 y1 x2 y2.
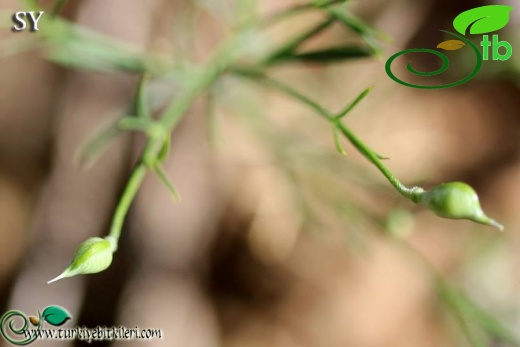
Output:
108 162 147 245
232 68 333 120
335 121 418 200
233 70 419 200
263 17 335 65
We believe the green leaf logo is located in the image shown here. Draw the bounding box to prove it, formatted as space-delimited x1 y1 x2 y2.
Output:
453 5 514 35
42 306 71 326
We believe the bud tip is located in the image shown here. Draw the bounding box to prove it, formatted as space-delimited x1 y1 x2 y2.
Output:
47 272 68 284
488 218 504 232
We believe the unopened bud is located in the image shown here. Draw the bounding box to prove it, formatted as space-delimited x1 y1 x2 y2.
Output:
48 237 114 284
415 182 503 231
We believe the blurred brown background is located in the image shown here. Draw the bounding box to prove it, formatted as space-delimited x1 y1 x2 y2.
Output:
0 0 519 346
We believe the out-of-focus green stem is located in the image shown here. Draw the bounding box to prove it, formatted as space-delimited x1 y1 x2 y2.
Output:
259 0 346 27
232 68 333 120
263 18 335 65
52 0 68 16
108 36 241 246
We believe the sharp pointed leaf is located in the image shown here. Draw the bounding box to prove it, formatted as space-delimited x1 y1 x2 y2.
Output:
134 73 151 119
265 18 334 64
333 126 347 155
336 86 373 119
328 9 391 42
274 45 375 64
76 120 121 168
157 135 171 163
153 165 181 201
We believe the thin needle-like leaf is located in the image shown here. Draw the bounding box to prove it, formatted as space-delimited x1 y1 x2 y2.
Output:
335 86 373 119
76 120 121 168
333 126 347 155
152 165 181 201
263 18 335 65
259 0 346 27
328 9 390 42
438 283 518 346
134 73 151 119
233 68 333 120
273 45 375 64
157 135 171 164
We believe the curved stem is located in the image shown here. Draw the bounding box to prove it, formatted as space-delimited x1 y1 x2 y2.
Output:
108 162 147 246
107 37 240 250
232 68 333 121
334 121 417 200
233 70 421 201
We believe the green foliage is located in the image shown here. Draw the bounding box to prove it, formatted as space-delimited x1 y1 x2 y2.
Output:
2 1 514 344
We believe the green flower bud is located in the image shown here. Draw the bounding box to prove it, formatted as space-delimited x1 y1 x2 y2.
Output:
47 237 115 284
413 182 503 230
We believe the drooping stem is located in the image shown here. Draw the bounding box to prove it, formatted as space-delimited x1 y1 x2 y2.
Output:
108 162 147 247
107 37 240 249
232 68 333 120
334 121 418 200
233 70 421 201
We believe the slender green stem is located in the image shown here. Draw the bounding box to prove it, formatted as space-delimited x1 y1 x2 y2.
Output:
118 117 152 131
104 4 343 252
335 121 417 199
108 37 241 248
110 22 326 246
333 126 347 155
135 73 151 119
233 70 420 201
335 86 373 120
233 69 333 120
393 239 517 347
161 40 238 130
108 162 147 245
77 118 121 167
